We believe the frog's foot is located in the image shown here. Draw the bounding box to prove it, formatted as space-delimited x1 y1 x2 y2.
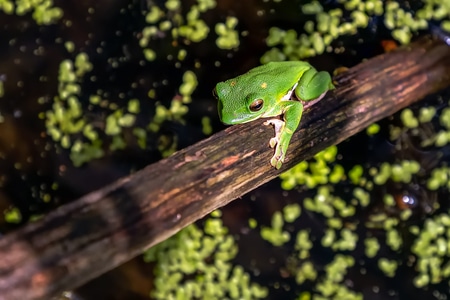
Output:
264 119 285 148
270 144 285 169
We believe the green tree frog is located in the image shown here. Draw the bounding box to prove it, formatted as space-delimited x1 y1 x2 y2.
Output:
214 61 334 169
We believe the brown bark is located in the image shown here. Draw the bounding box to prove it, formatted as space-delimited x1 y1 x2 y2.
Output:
1 36 450 300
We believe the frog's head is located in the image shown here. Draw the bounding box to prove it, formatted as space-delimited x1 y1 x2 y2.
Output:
214 81 269 125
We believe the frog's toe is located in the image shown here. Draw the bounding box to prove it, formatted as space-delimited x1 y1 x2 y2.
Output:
270 157 283 169
270 153 285 169
269 137 278 148
270 156 278 168
275 159 283 169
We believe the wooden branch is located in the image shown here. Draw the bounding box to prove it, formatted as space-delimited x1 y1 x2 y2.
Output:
1 36 450 300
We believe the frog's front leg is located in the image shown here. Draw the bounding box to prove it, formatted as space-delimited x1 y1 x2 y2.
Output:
264 101 303 169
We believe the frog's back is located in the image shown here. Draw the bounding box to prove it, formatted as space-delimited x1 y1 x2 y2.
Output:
217 61 313 100
247 61 311 79
238 61 312 94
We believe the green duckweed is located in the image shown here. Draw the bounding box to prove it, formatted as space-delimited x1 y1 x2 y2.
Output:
144 211 268 300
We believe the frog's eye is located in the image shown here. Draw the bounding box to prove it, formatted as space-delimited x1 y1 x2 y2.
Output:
250 99 264 112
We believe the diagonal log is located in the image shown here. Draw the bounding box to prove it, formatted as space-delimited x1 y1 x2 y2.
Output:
0 36 450 300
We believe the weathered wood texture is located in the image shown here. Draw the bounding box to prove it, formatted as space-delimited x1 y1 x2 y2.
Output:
1 37 450 300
